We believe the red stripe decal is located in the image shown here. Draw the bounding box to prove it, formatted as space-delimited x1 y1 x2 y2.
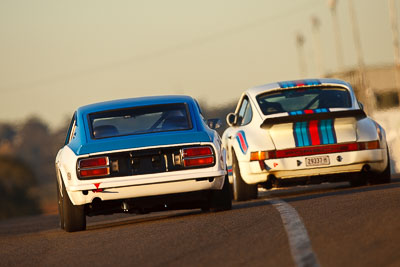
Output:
237 133 247 152
308 120 320 145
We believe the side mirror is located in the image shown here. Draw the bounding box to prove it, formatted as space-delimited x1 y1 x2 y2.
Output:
358 101 364 110
226 113 237 127
206 118 222 130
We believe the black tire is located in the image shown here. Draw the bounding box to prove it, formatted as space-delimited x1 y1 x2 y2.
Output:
349 173 368 187
61 179 86 232
370 149 391 184
232 152 257 201
209 175 232 212
56 179 64 230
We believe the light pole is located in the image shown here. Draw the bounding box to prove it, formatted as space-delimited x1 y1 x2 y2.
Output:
328 0 345 72
388 0 400 106
296 33 307 77
311 16 325 77
348 0 374 111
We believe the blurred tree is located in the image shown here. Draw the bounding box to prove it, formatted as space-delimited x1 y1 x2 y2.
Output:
0 156 41 219
14 116 54 185
0 123 16 143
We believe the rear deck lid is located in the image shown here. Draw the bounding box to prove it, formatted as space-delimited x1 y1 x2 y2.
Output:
264 109 365 150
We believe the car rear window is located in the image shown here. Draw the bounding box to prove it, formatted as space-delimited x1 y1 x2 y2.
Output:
89 103 192 139
256 86 352 115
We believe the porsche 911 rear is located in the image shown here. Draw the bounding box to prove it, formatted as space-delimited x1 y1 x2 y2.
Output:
247 110 388 186
223 79 390 201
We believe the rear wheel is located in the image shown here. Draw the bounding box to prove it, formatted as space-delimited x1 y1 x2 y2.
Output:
56 179 64 229
232 152 257 201
349 173 368 187
209 175 232 211
370 149 391 184
61 179 86 232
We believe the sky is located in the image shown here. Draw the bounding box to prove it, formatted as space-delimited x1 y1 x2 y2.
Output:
0 0 398 129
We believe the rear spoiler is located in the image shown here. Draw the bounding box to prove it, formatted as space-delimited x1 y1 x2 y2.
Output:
260 109 366 129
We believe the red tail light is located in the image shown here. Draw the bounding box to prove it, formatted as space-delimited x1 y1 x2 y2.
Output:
250 140 380 161
79 157 108 168
181 146 214 167
184 157 214 167
183 147 213 157
78 156 110 178
80 168 110 177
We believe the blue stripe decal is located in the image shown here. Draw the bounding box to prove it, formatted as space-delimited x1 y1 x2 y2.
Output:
278 79 321 88
294 122 303 147
289 108 329 116
320 120 328 144
236 136 245 154
326 119 336 144
293 118 337 148
236 130 249 154
301 121 310 146
242 131 249 150
227 166 233 176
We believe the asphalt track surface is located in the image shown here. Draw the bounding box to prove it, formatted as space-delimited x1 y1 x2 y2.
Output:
1 176 400 267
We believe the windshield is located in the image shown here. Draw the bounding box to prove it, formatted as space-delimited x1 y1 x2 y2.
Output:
256 86 352 116
89 103 192 139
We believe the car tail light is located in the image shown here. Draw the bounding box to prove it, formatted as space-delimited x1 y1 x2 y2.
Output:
78 156 110 178
250 140 380 161
250 151 276 161
184 157 214 167
79 157 108 168
181 146 214 167
183 146 212 157
358 140 380 150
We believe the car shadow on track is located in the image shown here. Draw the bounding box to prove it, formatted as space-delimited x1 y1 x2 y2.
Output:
231 176 400 211
279 180 400 205
86 210 203 232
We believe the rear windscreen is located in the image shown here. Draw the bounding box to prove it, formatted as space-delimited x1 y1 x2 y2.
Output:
89 103 192 139
256 87 352 115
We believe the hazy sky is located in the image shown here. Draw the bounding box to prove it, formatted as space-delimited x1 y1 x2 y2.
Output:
0 0 397 128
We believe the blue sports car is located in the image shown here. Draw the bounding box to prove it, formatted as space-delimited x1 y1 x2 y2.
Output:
55 95 231 232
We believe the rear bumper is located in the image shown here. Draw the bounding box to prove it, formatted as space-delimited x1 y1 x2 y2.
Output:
239 149 387 184
67 170 225 205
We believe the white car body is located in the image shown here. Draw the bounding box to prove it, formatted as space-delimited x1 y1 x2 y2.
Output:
222 79 390 200
56 142 226 206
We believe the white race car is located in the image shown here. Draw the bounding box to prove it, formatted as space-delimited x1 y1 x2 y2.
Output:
222 79 391 201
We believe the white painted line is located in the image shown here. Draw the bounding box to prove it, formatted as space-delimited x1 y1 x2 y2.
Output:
268 199 320 267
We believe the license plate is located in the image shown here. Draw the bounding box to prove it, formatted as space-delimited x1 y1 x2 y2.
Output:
305 155 330 167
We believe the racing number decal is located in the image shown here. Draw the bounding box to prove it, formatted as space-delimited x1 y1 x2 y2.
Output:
293 119 337 147
236 130 249 154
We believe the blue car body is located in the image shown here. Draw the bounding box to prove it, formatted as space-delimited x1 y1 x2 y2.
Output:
55 95 230 232
68 95 214 155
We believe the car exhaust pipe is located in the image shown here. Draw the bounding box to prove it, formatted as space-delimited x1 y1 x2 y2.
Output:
121 201 130 212
266 174 280 189
362 164 371 172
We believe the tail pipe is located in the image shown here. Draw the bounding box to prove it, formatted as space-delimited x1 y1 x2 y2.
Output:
362 164 371 172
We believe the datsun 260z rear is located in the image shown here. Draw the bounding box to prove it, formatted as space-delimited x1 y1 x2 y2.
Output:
55 95 231 232
222 79 390 201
